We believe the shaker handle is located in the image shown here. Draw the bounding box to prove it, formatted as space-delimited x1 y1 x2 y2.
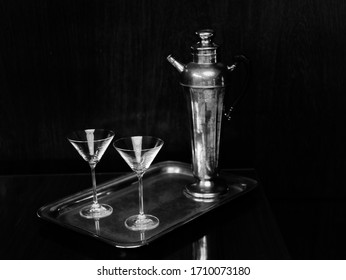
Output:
224 55 250 121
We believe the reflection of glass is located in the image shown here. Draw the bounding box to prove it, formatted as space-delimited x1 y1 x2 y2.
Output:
94 218 100 235
139 231 147 245
140 231 145 241
67 129 115 219
113 136 164 231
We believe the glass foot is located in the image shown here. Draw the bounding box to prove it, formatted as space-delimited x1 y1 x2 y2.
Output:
79 203 113 219
125 214 159 231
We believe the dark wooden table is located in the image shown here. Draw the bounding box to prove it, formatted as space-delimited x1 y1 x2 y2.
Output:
0 168 289 260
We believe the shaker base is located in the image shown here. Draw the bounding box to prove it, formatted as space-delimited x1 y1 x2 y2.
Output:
184 177 229 202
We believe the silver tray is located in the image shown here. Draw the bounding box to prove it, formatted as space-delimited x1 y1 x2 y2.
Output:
37 161 257 248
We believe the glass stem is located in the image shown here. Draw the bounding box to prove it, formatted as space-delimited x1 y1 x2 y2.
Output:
90 163 99 207
137 172 144 216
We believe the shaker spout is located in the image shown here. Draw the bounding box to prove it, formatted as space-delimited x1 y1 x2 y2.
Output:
167 55 185 73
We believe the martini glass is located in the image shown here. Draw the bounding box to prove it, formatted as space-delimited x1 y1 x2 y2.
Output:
67 129 115 219
113 136 164 231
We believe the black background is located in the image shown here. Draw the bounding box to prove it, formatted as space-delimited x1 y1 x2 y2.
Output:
1 0 346 259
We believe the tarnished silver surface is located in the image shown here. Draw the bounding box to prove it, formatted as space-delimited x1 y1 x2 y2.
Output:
167 29 240 199
166 30 230 88
37 161 257 248
184 86 225 199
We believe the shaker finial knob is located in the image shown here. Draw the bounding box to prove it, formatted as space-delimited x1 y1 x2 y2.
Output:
196 29 214 46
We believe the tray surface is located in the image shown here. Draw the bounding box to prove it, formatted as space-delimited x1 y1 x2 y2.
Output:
37 161 257 248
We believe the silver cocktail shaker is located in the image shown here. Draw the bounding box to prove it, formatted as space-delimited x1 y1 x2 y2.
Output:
167 29 248 201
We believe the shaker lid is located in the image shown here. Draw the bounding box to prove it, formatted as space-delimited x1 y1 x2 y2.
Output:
191 29 219 51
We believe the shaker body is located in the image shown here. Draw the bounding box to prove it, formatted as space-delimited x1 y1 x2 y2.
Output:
183 86 228 200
